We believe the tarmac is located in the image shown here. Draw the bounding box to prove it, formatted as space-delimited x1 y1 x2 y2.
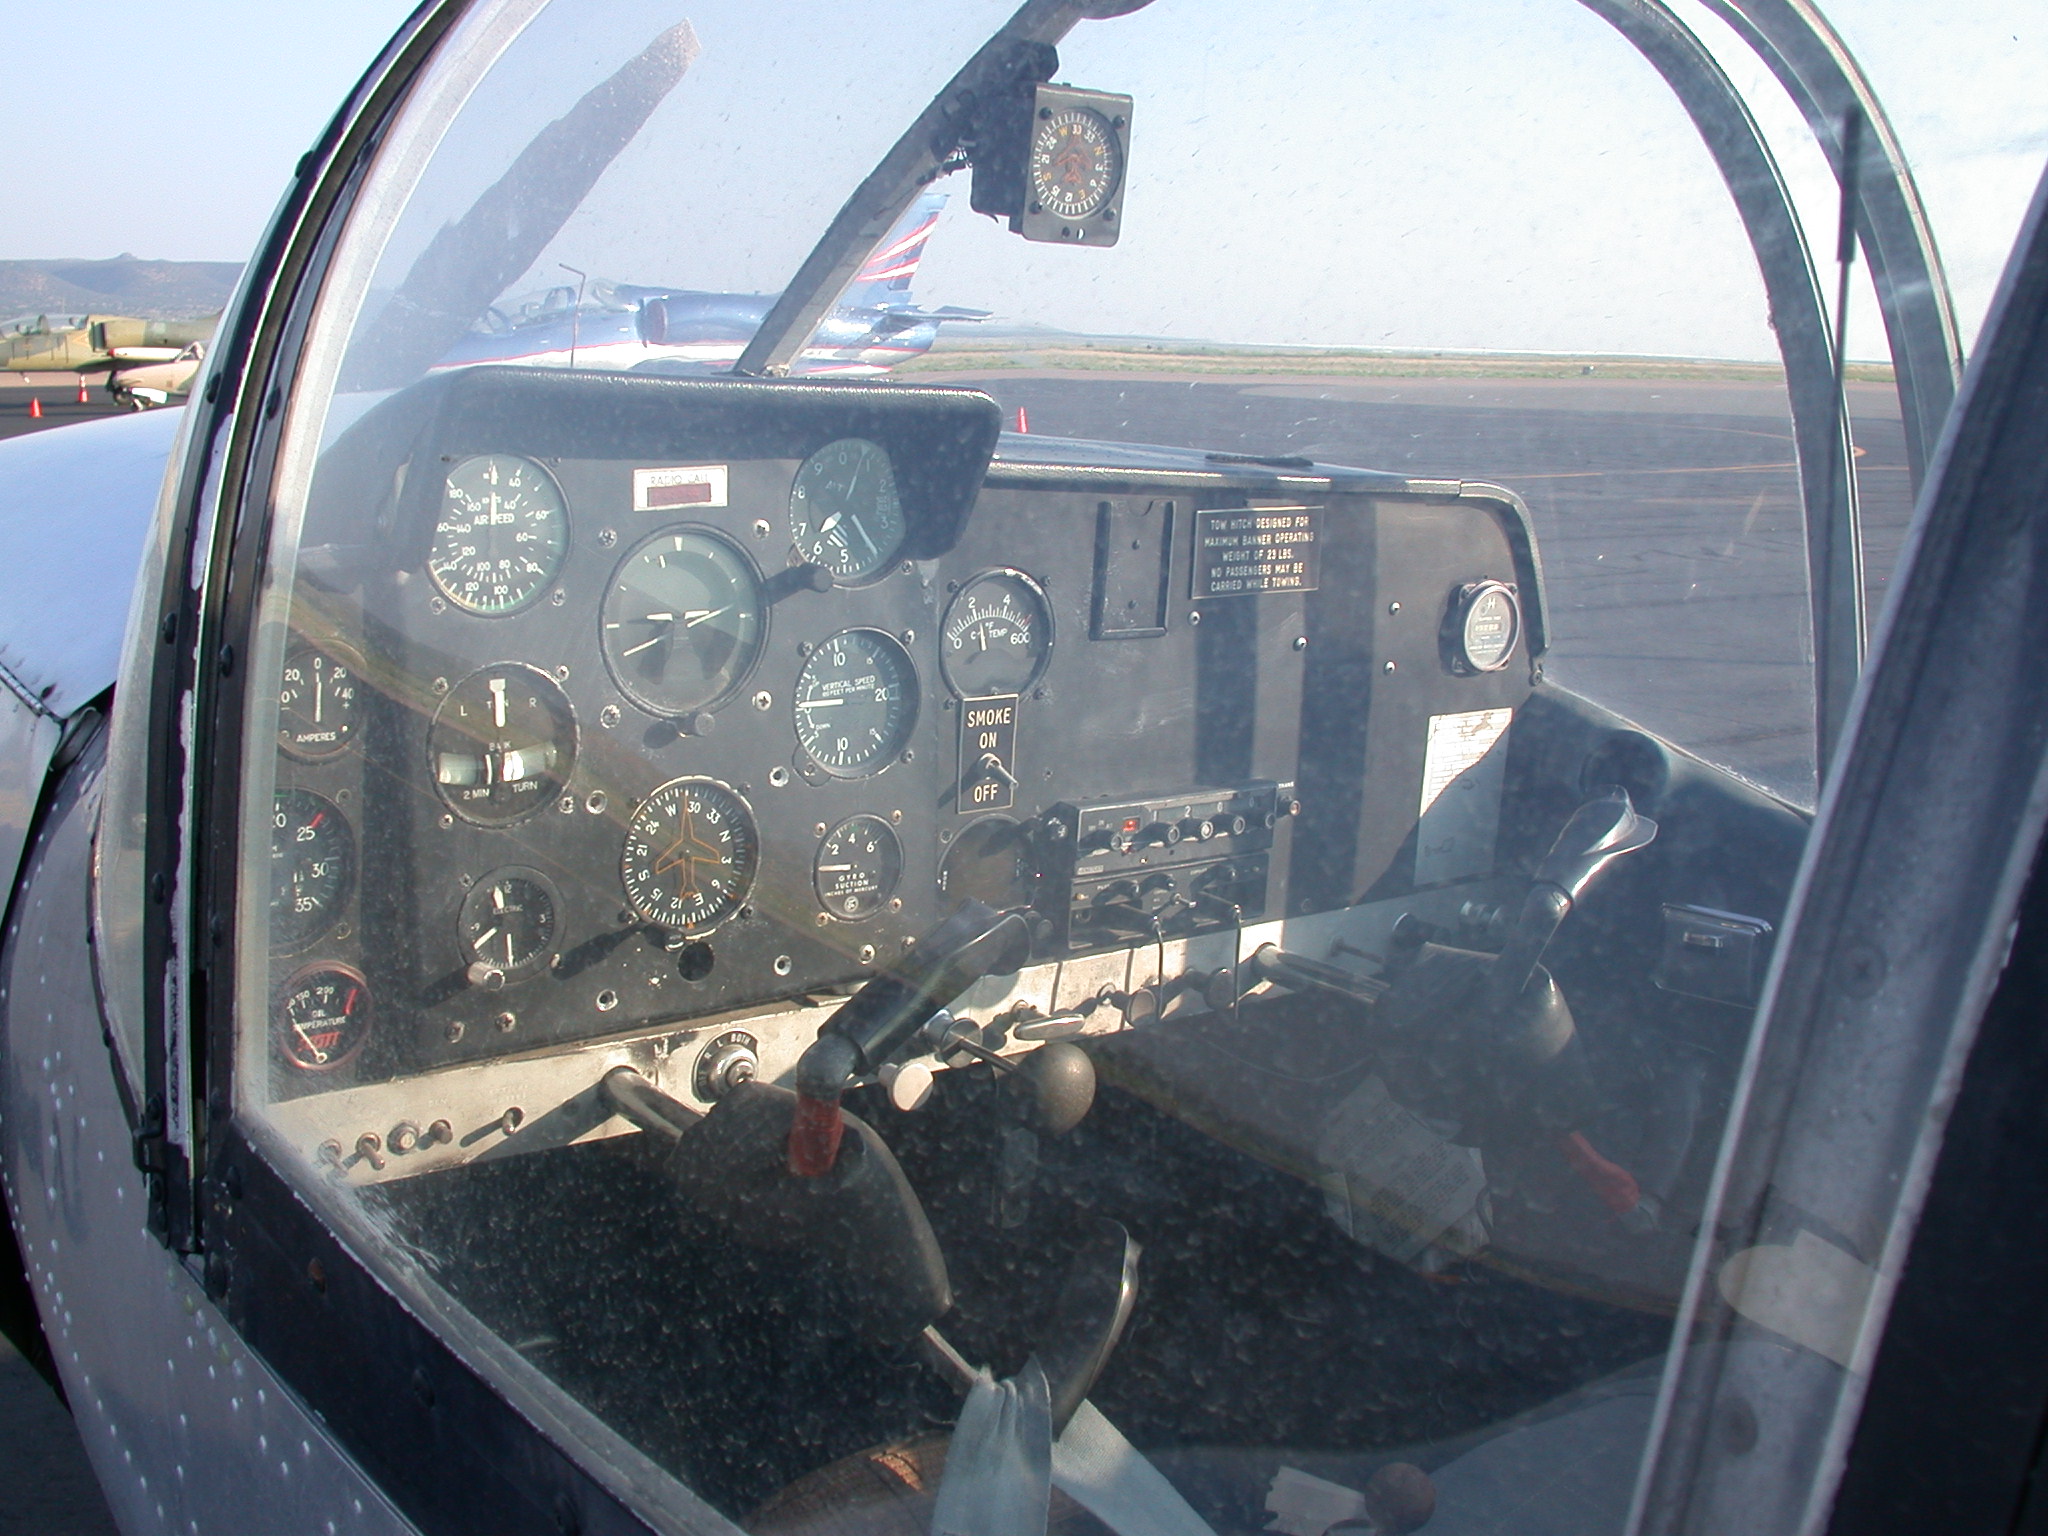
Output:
0 364 1915 1529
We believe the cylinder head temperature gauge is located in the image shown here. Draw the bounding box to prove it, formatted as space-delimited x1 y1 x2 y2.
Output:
940 569 1053 698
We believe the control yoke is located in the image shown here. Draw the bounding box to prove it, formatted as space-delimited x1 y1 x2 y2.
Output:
1485 786 1657 1011
791 901 1034 1175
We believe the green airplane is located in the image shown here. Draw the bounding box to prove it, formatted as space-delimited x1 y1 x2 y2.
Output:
1 311 217 405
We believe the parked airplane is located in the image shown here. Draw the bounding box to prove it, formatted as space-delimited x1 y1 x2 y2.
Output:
1 312 214 405
433 192 987 377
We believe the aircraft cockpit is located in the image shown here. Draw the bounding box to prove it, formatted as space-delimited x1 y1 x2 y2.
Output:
6 1 2038 1533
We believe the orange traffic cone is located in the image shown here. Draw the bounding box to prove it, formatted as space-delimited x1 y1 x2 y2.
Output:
76 378 88 404
1014 405 1029 433
28 397 40 419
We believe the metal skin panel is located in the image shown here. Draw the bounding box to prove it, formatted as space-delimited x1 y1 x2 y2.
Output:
0 689 62 937
0 410 179 720
0 749 418 1536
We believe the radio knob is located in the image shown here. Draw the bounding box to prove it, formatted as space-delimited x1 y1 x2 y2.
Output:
1137 874 1178 914
1180 817 1216 842
1140 821 1183 847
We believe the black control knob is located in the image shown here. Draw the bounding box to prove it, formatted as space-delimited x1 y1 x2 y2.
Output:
1179 816 1216 843
1228 813 1249 837
1137 874 1178 914
1140 821 1183 847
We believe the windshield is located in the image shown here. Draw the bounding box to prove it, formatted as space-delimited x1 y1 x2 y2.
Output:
217 2 2044 1533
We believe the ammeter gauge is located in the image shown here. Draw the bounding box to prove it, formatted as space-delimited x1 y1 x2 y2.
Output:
277 643 361 760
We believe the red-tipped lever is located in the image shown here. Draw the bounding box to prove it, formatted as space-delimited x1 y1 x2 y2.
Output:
1557 1130 1641 1217
785 903 1033 1176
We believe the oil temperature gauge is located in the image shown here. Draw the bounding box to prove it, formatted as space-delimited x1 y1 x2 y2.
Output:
813 815 903 921
940 568 1053 698
275 962 373 1072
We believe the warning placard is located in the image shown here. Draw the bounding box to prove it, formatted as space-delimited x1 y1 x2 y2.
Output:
1191 506 1322 598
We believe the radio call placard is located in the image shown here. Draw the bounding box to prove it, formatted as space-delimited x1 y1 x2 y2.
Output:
1192 506 1322 598
958 693 1020 812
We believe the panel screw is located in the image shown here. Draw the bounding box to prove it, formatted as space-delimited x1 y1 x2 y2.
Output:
431 677 450 695
438 814 454 829
768 766 790 788
585 790 608 814
859 945 876 964
600 704 620 729
772 954 794 976
429 596 446 615
445 1021 465 1043
1389 601 1402 614
900 628 916 645
596 989 619 1012
752 690 772 710
598 528 618 548
753 519 771 540
1383 660 1397 673
551 590 567 606
495 1011 517 1033
1292 636 1308 651
1187 611 1202 627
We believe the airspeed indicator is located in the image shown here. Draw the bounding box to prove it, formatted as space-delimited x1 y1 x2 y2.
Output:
428 453 568 616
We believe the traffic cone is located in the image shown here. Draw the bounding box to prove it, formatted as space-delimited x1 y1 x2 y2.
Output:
1014 405 1029 433
76 378 87 404
28 397 40 419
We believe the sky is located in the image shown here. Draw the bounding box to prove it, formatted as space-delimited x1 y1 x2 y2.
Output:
2 0 2042 362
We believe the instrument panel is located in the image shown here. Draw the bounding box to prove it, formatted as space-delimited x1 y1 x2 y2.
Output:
263 368 1540 1109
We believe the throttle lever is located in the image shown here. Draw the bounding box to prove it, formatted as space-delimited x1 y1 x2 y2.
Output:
790 901 1033 1175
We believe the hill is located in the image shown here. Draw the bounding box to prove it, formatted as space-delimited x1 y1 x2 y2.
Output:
0 256 242 321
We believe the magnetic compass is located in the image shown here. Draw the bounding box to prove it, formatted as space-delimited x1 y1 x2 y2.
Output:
1030 105 1123 222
